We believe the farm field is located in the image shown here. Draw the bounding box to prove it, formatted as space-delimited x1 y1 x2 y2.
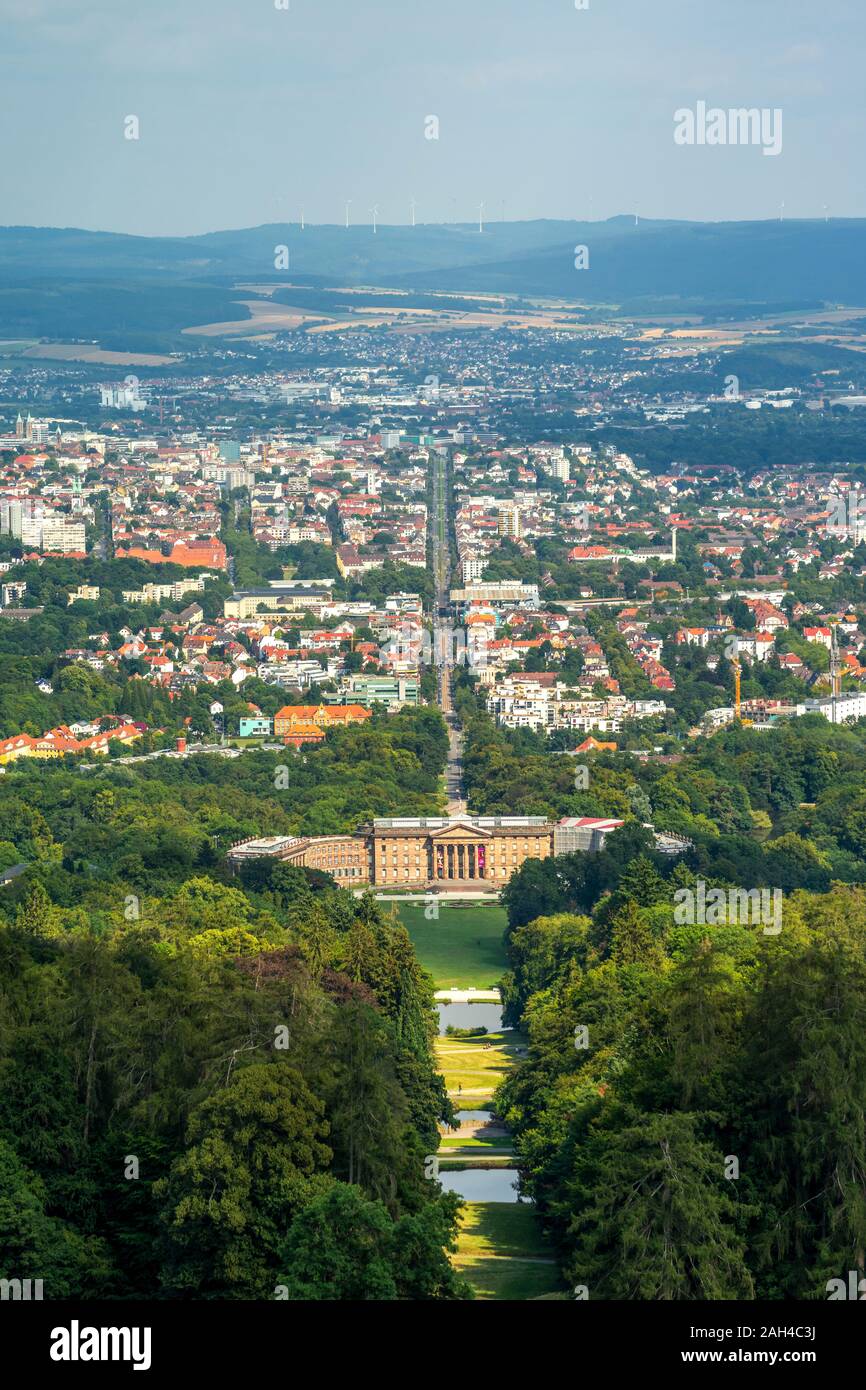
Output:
20 343 174 365
0 339 39 356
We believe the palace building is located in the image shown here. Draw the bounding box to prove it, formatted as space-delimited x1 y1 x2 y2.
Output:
226 815 626 888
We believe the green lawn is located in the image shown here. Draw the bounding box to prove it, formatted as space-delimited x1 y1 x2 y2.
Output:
397 902 508 989
452 1204 563 1301
439 1157 514 1171
435 1031 523 1102
439 1135 514 1153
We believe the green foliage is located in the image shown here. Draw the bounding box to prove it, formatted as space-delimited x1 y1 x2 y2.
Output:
564 1110 754 1300
496 880 866 1301
157 1065 332 1298
0 853 460 1299
0 1140 112 1297
0 705 448 894
276 1182 472 1300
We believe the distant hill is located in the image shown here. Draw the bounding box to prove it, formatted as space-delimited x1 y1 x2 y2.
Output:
0 219 597 283
2 218 866 347
400 220 866 307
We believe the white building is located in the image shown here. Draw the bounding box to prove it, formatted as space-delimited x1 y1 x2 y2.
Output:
461 556 485 584
1 500 85 553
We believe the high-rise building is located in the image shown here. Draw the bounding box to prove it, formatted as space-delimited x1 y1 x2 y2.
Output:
0 500 85 552
40 516 86 553
497 505 521 539
0 500 24 537
547 455 570 483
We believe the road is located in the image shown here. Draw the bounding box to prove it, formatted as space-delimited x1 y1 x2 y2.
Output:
430 454 466 814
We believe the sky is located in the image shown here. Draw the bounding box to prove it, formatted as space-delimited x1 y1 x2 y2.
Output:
1 0 863 237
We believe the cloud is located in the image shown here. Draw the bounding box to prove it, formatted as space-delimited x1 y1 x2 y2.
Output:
772 42 825 66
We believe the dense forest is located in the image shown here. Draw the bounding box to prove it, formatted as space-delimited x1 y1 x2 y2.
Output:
449 692 866 1299
0 706 469 1300
0 880 469 1299
495 867 866 1299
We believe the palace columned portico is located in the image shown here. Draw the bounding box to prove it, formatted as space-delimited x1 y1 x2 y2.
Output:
369 815 553 887
433 838 486 881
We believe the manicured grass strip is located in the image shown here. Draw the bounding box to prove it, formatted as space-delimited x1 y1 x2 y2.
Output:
397 902 508 989
435 1031 523 1097
439 1135 514 1152
458 1259 564 1301
439 1157 514 1171
452 1203 563 1301
456 1201 551 1260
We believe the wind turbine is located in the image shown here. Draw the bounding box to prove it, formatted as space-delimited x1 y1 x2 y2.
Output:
371 204 378 234
823 203 829 223
345 200 352 229
410 197 417 228
478 200 485 234
300 206 305 231
780 200 785 222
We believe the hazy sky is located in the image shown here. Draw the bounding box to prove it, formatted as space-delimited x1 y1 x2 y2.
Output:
1 0 863 236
